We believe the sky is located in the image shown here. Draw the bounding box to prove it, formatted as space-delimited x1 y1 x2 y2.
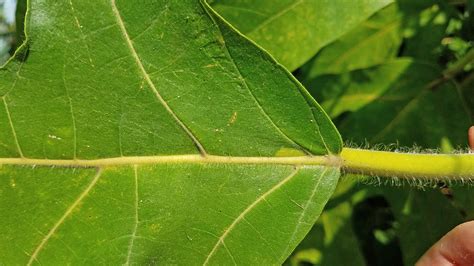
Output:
2 0 16 25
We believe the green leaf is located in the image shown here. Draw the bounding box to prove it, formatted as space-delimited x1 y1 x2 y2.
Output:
301 4 402 79
398 2 453 63
291 175 465 266
0 0 342 264
329 185 464 266
382 188 464 266
336 59 471 147
286 179 368 266
304 60 415 118
211 0 393 71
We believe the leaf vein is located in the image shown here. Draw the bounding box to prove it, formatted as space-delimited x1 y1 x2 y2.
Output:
110 0 207 156
68 0 95 67
125 165 139 265
247 0 304 35
280 168 327 259
2 97 24 157
61 63 77 159
371 90 426 142
27 168 103 265
330 20 399 70
0 154 336 168
206 7 311 155
202 167 300 265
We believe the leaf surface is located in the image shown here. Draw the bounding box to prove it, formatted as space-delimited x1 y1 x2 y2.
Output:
301 4 402 79
211 0 393 70
304 60 414 118
335 59 471 146
286 179 368 266
0 0 342 264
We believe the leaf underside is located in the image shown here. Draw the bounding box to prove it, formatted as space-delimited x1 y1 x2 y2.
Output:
0 0 341 264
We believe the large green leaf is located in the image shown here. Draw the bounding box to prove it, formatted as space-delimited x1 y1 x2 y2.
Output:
397 1 454 63
304 60 415 118
336 59 471 147
211 0 393 71
0 0 342 264
301 3 402 79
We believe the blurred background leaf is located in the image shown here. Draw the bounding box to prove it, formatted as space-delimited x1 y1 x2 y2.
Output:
300 4 403 79
335 59 471 147
210 0 393 71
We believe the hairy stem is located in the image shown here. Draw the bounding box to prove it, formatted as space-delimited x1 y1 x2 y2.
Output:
341 148 474 180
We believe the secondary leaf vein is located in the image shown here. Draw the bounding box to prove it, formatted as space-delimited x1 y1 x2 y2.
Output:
202 167 300 265
280 168 327 260
27 168 103 265
125 165 139 265
247 0 304 35
2 97 24 157
204 5 311 155
62 63 78 159
110 0 207 156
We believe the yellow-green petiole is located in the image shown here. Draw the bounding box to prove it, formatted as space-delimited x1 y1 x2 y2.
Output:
341 148 474 180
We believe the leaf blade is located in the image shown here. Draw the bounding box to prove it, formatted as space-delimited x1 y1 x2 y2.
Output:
0 0 342 264
212 0 393 70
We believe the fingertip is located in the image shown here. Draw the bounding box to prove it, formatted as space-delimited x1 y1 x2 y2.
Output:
469 126 474 151
417 221 474 266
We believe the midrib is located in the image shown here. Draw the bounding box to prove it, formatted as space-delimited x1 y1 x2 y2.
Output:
0 154 340 168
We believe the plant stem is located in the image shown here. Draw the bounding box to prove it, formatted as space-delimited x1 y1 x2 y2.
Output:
424 49 474 91
443 48 474 79
341 148 474 180
446 0 467 6
460 70 474 88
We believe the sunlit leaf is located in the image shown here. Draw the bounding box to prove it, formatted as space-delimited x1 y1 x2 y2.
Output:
337 59 471 147
301 4 402 79
211 0 392 70
304 59 414 118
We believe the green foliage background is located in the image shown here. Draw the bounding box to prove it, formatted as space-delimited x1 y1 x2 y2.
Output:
1 1 473 265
